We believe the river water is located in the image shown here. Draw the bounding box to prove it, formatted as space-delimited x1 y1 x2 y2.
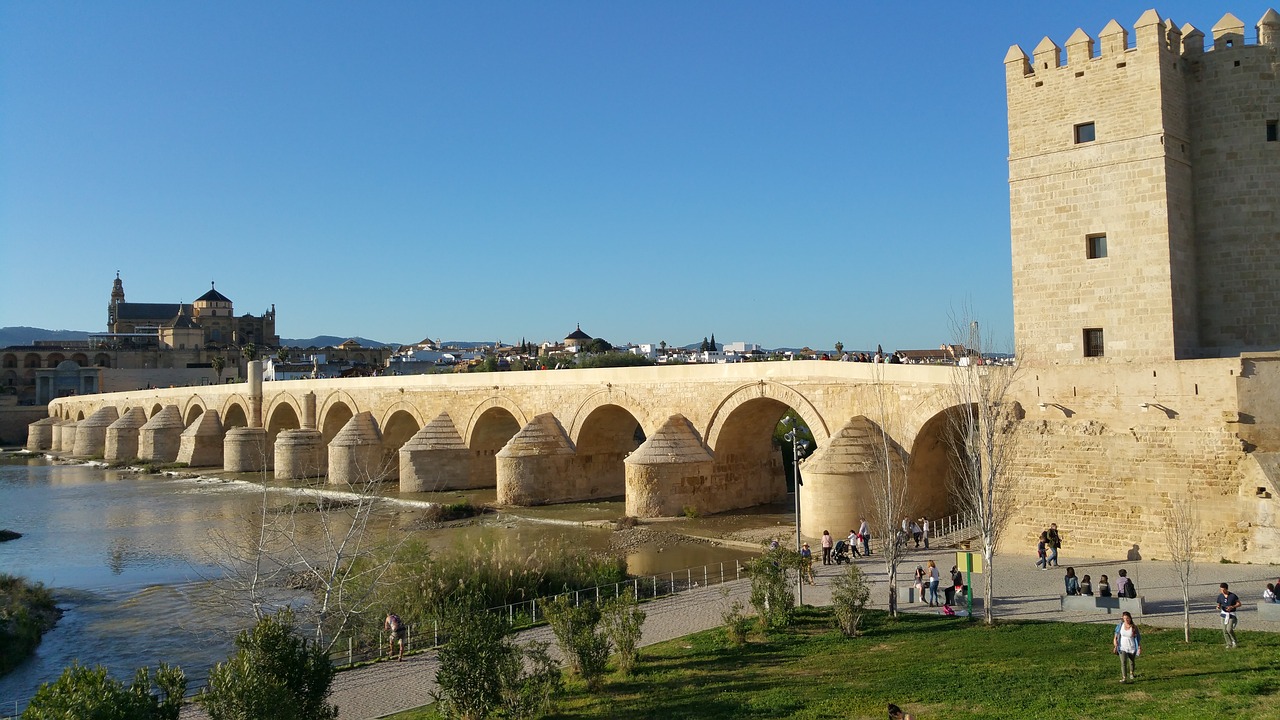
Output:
0 454 769 710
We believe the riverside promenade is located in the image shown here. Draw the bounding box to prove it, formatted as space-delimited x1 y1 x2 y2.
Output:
310 547 1280 719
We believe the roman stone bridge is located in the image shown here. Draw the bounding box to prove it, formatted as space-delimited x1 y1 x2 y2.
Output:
29 361 966 537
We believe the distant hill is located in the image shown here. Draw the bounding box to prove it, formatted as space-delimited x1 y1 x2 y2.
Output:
280 336 396 349
0 327 91 347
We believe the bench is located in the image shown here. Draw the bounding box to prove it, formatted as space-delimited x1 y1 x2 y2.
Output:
1259 602 1280 621
1060 594 1145 616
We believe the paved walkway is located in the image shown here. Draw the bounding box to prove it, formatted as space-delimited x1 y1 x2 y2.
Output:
307 547 1279 719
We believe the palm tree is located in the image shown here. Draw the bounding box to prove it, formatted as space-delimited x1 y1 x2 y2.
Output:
211 356 226 384
834 341 844 355
242 343 257 363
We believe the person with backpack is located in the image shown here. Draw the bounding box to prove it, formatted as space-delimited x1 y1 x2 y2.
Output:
1116 568 1137 598
385 612 407 661
1046 523 1063 567
1112 611 1141 683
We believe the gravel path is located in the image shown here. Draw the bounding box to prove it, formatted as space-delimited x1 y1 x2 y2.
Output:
183 547 1280 719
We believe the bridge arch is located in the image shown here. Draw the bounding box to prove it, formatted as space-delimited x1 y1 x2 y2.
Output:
319 391 361 428
151 403 164 418
904 406 966 521
566 388 651 445
462 395 528 448
704 381 830 451
574 401 646 501
321 401 356 445
221 395 250 429
465 397 526 489
183 398 206 426
379 406 423 480
264 395 304 438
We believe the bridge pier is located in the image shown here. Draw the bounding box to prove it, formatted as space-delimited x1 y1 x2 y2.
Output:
139 406 184 464
399 412 472 492
225 427 270 472
105 408 148 463
26 417 58 451
797 418 899 539
496 414 581 505
625 415 716 517
54 421 78 454
73 406 120 458
328 412 386 485
178 410 224 467
274 429 325 479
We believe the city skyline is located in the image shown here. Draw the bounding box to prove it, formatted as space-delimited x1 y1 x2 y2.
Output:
2 2 1268 350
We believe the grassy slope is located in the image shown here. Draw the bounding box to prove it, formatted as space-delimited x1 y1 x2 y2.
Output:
392 608 1280 720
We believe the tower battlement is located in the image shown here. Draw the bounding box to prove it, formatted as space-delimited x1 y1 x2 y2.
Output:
1006 8 1280 78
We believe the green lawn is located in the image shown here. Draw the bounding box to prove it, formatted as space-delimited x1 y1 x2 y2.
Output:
388 608 1280 719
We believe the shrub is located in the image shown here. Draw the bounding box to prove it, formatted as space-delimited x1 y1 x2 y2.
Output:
501 640 563 720
601 590 645 676
543 596 610 690
747 544 801 630
682 505 700 519
433 602 519 720
1 573 60 675
23 662 186 720
831 563 872 637
721 599 752 647
197 609 337 720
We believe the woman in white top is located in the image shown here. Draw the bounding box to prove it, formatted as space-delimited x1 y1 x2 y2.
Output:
1112 611 1141 683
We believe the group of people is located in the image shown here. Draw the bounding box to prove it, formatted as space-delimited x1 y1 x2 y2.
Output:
1063 567 1139 598
911 560 967 607
1034 523 1063 568
899 517 931 549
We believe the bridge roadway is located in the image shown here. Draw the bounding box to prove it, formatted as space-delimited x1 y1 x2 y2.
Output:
35 361 964 537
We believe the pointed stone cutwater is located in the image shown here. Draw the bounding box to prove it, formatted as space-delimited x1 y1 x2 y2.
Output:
328 411 387 486
54 420 78 454
105 407 148 463
72 406 120 458
26 416 59 451
224 426 271 473
399 412 471 492
178 410 225 468
139 406 185 464
624 414 714 517
798 416 907 539
496 413 577 506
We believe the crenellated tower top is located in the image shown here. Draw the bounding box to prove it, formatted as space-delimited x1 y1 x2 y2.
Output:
1006 8 1280 78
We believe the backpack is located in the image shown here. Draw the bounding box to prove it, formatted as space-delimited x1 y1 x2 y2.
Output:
388 613 402 632
1124 582 1137 599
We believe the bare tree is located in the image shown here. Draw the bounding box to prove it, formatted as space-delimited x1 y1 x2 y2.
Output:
1164 482 1200 642
204 449 405 652
945 315 1023 625
865 363 912 617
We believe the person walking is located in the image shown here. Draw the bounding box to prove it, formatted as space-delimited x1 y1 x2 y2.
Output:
858 518 871 556
1046 523 1062 567
922 516 931 550
1035 532 1048 569
800 543 815 584
821 530 834 565
847 529 862 557
1112 611 1141 683
384 612 406 661
927 560 941 607
1218 582 1242 649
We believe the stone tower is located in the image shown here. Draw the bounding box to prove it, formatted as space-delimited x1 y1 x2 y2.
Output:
107 272 125 329
1005 9 1280 363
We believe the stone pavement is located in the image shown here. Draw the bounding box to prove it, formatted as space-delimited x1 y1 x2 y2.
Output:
180 547 1280 719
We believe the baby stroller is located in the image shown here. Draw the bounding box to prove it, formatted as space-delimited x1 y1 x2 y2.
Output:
833 540 853 565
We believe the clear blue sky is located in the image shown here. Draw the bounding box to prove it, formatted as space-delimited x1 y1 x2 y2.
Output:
2 2 1270 350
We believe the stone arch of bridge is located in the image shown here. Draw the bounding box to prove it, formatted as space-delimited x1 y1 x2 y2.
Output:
704 380 829 451
462 395 528 448
75 409 85 421
221 396 250 430
566 388 651 445
150 403 164 418
572 400 647 502
380 408 422 479
904 405 967 522
264 395 304 439
183 399 206 426
321 401 356 444
319 390 361 432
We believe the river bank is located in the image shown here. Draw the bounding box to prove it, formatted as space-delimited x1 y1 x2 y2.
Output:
0 574 62 677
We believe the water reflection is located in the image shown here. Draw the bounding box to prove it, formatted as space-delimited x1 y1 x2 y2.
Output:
0 456 758 709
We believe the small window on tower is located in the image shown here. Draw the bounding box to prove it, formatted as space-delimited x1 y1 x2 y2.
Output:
1083 328 1105 358
1086 234 1108 259
1075 122 1096 144
1268 120 1278 142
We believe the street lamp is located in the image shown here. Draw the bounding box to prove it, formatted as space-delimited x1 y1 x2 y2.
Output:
781 415 810 605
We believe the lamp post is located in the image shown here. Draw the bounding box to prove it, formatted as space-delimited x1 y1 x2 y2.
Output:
781 416 810 605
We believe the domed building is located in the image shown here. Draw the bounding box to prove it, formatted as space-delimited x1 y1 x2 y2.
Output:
564 324 592 353
107 275 277 349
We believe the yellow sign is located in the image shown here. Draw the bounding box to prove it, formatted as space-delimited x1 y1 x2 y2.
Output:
956 551 983 574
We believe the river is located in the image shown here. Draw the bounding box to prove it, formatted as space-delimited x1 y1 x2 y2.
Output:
0 453 774 711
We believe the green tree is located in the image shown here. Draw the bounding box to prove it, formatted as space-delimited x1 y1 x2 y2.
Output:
586 337 613 354
834 341 844 355
276 347 289 364
241 342 257 363
211 355 226 384
24 663 186 720
197 609 337 720
601 590 645 676
700 337 709 352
